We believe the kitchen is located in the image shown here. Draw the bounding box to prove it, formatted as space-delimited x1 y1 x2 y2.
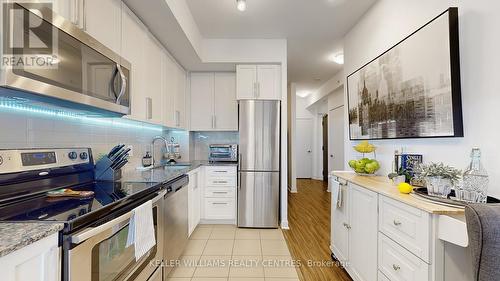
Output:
0 1 499 281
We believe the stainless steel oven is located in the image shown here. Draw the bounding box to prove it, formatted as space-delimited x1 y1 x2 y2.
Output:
208 144 238 162
0 2 130 115
67 190 165 281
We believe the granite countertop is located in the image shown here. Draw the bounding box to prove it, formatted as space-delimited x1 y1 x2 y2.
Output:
333 171 465 215
0 161 236 258
0 223 63 258
121 161 237 184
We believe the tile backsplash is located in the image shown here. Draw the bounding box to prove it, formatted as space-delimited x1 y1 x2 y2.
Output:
190 131 239 160
0 109 189 169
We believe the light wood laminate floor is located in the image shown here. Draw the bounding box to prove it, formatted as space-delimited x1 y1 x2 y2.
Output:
283 179 352 281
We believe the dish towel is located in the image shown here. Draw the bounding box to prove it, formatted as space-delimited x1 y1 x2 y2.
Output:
465 203 500 281
330 177 342 209
126 200 156 261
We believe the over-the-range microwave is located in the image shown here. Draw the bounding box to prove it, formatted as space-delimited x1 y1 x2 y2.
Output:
0 2 131 115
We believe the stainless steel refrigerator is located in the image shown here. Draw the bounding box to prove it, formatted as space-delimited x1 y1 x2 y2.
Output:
238 100 280 228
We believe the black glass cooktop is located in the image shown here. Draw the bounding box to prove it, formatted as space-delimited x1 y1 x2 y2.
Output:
0 181 161 232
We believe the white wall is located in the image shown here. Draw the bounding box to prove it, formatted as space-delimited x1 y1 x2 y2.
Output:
342 0 500 199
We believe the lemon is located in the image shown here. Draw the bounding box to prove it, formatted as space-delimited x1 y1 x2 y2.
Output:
398 182 413 194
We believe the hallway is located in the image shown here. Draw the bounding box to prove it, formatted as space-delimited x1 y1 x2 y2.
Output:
283 179 352 281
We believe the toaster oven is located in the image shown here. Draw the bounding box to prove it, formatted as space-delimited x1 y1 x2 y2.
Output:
208 144 238 162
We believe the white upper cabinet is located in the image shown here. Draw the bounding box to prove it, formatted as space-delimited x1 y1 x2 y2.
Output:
190 73 215 131
145 35 164 125
163 54 187 129
190 72 238 131
121 4 148 122
83 0 122 55
214 73 238 130
162 52 175 128
174 64 187 129
236 65 257 100
236 64 281 100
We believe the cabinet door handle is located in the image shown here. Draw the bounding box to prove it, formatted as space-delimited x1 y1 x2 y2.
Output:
146 97 152 119
343 222 351 230
212 202 228 205
175 110 180 127
213 191 228 194
392 264 401 271
393 220 402 226
214 180 228 184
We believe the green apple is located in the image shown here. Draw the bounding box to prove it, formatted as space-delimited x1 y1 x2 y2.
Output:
348 160 357 168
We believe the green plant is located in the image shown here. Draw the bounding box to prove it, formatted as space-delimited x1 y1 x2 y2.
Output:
415 162 462 184
388 167 412 182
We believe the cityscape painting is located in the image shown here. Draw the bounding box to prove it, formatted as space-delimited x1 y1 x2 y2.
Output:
347 8 463 140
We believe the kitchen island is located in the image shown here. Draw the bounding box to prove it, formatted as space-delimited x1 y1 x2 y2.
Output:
331 171 473 281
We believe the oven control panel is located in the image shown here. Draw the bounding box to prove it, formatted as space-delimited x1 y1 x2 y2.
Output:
0 148 91 174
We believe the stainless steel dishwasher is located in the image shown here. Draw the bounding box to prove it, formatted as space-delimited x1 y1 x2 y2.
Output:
163 174 189 276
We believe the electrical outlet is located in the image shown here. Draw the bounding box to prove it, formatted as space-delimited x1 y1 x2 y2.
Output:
127 145 134 157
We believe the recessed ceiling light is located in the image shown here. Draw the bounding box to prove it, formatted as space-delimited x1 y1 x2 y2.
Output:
296 91 311 98
236 0 246 11
329 53 344 65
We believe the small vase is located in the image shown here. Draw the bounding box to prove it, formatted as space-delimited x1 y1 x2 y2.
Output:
391 175 406 186
425 176 453 198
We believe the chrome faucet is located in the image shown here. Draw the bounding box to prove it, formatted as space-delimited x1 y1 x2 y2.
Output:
152 136 169 167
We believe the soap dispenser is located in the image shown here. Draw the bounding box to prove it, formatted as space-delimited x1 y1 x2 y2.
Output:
142 151 152 167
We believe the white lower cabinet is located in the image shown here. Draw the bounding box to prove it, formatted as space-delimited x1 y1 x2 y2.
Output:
188 165 237 230
378 233 429 281
202 166 237 223
331 180 349 264
0 233 60 281
348 184 378 281
332 176 439 281
332 182 378 281
188 168 201 236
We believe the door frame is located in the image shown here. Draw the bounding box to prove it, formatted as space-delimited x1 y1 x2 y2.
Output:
322 114 328 182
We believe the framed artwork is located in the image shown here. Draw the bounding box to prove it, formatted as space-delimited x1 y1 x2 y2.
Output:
347 8 463 140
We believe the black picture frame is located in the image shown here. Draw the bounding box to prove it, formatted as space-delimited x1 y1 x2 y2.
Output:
347 7 463 140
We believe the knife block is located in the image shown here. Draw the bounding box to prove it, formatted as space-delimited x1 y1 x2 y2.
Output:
95 156 122 181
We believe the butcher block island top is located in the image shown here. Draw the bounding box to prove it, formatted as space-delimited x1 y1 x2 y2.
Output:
333 171 465 215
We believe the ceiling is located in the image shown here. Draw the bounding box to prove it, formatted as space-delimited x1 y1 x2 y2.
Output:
185 0 377 92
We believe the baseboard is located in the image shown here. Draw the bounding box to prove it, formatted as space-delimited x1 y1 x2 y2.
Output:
199 219 236 225
280 220 289 229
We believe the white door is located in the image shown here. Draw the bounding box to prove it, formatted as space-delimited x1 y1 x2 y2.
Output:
214 73 238 131
145 35 163 125
121 5 147 121
296 118 313 178
328 106 345 173
84 0 122 54
161 51 175 127
348 183 378 281
190 73 215 131
257 65 281 100
331 182 349 263
174 64 187 128
236 65 257 99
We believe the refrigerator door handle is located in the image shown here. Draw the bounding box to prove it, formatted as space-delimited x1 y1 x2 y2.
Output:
238 172 241 190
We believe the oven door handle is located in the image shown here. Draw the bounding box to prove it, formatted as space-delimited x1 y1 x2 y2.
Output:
71 190 166 245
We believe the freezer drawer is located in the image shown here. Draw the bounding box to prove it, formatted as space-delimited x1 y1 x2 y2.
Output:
238 171 280 228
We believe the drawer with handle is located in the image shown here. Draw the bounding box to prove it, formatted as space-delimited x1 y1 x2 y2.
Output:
378 233 429 281
205 188 235 198
204 198 235 220
379 196 430 262
205 166 237 177
206 176 236 187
